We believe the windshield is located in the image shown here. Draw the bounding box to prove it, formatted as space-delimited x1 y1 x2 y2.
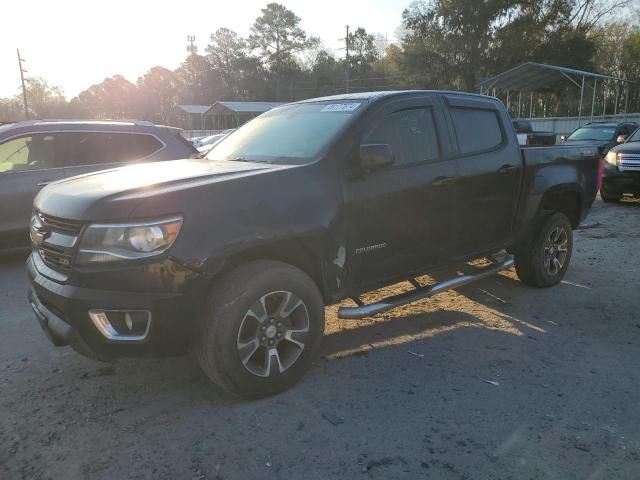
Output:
627 127 640 142
566 126 616 142
205 102 362 164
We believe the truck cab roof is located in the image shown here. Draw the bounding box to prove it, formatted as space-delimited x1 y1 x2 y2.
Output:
294 90 498 105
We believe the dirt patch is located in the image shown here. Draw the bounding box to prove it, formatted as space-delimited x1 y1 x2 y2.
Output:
1 198 639 479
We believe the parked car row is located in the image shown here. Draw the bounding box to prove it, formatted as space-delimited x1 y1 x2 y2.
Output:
560 121 640 203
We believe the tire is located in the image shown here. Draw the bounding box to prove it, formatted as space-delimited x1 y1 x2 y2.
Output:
514 212 573 288
600 187 621 203
197 260 325 399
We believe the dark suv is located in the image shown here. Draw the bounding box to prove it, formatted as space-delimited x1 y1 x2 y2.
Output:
561 121 639 155
0 120 197 251
601 125 640 202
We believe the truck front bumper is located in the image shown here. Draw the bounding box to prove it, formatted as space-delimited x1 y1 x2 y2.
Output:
27 253 207 360
602 164 640 196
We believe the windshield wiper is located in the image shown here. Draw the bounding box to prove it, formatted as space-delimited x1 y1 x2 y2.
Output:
227 157 270 163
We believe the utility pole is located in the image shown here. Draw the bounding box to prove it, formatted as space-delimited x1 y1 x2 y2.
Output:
345 25 350 93
186 35 199 104
17 49 29 120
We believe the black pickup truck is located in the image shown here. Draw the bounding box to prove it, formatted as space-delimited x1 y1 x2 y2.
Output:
27 91 600 398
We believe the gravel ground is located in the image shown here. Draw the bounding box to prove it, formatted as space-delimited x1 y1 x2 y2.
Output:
1 198 639 480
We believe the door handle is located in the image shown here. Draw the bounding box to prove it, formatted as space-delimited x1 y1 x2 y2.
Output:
498 165 517 175
431 176 456 187
37 180 53 187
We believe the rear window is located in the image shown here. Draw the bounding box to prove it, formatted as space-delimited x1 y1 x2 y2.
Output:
450 108 504 155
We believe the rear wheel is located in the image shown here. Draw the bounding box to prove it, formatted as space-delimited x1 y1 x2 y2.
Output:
197 260 325 399
514 212 573 288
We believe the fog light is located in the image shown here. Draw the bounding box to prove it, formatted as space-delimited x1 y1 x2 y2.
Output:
89 310 151 342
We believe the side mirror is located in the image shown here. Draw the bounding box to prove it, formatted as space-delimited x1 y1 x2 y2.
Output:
560 135 567 141
359 144 394 171
616 134 628 144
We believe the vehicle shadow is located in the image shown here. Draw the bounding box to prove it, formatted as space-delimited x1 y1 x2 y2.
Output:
322 268 545 361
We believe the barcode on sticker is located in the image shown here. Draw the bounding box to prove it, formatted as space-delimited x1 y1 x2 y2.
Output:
321 103 361 112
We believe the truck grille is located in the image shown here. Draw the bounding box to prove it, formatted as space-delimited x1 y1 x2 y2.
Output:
32 212 84 272
38 213 83 236
619 153 640 172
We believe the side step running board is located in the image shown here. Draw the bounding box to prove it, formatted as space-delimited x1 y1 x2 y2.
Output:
338 256 514 320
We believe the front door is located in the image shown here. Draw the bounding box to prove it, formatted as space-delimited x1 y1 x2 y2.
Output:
343 95 458 292
0 134 65 250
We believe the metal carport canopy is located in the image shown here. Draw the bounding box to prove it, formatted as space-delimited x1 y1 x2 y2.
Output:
476 62 626 93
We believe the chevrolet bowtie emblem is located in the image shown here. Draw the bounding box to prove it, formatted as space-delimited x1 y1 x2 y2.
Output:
30 214 51 245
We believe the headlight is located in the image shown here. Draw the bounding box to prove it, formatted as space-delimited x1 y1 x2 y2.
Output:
76 217 182 264
604 151 618 166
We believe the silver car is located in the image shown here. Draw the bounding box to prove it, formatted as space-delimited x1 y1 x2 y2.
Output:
0 120 197 251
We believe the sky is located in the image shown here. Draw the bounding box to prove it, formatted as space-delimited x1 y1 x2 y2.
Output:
0 0 406 99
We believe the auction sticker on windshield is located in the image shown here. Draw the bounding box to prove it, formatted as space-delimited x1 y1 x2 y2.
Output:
321 103 361 112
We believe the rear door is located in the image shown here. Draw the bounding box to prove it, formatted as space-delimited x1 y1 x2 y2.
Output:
444 95 522 257
0 133 65 249
344 95 458 291
60 132 165 179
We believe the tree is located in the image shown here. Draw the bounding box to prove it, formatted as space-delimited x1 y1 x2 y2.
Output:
570 0 632 33
136 66 180 123
206 28 249 98
347 27 379 77
73 75 141 119
22 77 68 118
175 53 223 105
249 2 319 98
489 0 574 69
620 29 640 111
0 98 22 122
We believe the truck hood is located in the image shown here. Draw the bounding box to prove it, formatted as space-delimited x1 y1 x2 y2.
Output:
612 141 640 154
34 158 283 220
562 139 609 146
561 139 612 154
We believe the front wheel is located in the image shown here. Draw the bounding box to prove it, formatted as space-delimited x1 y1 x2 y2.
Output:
514 212 573 288
197 260 325 399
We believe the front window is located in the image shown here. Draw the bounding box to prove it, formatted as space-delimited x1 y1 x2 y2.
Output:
205 102 362 165
0 134 55 172
627 127 640 142
566 126 616 142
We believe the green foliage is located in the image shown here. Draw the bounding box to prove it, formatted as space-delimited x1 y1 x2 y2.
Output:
248 3 319 98
1 1 637 123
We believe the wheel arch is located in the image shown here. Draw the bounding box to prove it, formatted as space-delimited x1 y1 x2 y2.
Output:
207 235 329 302
539 186 582 228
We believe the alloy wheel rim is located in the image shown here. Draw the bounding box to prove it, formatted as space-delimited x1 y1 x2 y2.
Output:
543 226 568 276
236 290 309 377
